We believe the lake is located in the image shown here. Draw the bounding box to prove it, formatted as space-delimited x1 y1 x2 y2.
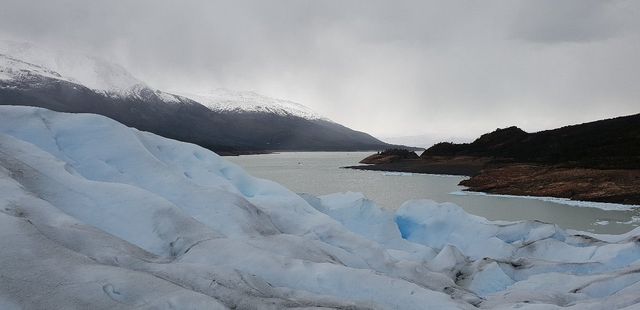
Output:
227 152 640 234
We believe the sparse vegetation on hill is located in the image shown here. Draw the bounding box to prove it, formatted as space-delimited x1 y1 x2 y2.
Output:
352 113 640 204
360 148 419 164
378 148 421 158
421 114 640 169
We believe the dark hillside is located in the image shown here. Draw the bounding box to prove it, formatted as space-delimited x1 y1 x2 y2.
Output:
422 114 640 169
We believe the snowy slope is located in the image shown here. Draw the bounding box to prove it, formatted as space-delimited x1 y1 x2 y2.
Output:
0 52 66 82
178 89 328 120
0 41 325 118
2 106 639 309
0 40 142 93
0 40 180 102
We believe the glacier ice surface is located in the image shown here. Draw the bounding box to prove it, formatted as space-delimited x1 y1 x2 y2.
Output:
1 106 639 309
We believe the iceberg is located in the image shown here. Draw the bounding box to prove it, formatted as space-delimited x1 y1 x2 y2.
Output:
1 106 639 309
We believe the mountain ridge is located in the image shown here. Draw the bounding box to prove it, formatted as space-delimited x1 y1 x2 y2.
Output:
0 40 394 154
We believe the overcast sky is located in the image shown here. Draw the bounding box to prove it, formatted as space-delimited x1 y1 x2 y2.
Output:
1 0 638 142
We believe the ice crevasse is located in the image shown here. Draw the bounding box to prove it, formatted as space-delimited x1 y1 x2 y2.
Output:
0 105 639 309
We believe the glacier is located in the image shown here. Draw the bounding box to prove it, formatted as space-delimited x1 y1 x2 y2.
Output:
1 106 639 309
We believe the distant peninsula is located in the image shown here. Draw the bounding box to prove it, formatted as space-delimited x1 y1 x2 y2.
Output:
348 113 640 205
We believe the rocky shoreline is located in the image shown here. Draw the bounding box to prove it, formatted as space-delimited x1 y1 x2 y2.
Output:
459 163 640 205
350 113 640 205
348 155 491 176
348 156 640 205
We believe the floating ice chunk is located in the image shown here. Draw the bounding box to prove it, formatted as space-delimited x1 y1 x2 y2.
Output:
382 171 414 176
617 216 640 225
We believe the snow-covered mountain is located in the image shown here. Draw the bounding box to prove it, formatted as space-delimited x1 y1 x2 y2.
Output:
0 40 180 102
179 89 327 121
2 105 640 309
0 40 138 91
0 40 393 153
0 40 170 100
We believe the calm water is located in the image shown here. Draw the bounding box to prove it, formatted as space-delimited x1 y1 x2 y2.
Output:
228 152 640 234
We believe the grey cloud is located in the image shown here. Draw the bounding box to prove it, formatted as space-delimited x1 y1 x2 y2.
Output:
510 0 636 43
0 0 638 140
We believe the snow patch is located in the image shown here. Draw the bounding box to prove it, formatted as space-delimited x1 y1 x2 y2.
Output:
177 88 329 120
